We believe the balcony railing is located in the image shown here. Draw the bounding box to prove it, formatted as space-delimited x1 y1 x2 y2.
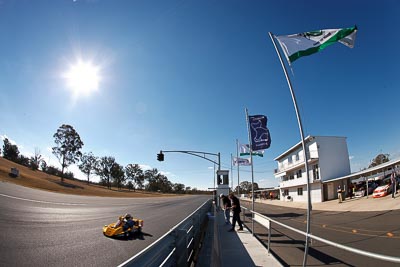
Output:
275 152 318 174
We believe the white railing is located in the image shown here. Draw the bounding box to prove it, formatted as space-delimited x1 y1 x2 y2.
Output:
118 199 212 267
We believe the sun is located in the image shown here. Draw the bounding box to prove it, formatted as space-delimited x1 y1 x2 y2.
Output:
64 60 100 97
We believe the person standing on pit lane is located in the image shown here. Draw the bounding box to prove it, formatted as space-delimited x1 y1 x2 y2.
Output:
337 185 343 203
228 192 243 232
220 193 231 225
391 170 397 199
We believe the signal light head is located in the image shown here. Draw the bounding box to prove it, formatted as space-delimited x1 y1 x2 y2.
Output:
157 152 164 161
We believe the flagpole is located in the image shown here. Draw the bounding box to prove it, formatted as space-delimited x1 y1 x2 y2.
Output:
213 163 216 206
245 108 255 236
230 153 233 190
236 139 240 196
269 32 312 267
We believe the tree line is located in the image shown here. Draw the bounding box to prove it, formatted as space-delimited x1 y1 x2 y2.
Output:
1 124 205 194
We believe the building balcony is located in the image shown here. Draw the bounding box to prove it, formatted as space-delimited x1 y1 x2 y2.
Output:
280 174 319 188
275 154 318 177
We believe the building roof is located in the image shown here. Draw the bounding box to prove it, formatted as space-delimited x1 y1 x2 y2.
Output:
322 158 400 183
274 135 312 161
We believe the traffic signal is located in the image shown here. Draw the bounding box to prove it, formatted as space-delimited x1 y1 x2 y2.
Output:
157 152 164 161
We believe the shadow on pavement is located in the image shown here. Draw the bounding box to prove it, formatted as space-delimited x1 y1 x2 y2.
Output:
297 246 356 267
106 231 153 241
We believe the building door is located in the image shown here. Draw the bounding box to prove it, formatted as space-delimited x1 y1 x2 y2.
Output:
327 183 334 200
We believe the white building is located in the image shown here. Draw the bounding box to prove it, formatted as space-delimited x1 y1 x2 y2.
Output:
274 136 351 203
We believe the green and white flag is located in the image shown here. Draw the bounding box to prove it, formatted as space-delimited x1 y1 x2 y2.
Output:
239 143 264 157
275 26 357 64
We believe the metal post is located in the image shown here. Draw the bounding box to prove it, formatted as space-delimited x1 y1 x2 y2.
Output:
218 152 221 170
366 176 369 199
230 153 233 190
213 164 216 206
269 32 312 267
245 108 255 236
236 139 240 196
268 222 271 255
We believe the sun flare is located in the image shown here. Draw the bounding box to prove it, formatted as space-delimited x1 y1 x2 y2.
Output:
64 60 100 97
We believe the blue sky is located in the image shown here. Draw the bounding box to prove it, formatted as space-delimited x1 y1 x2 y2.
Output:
1 0 399 190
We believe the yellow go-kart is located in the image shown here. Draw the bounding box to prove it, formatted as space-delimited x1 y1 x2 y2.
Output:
103 215 144 238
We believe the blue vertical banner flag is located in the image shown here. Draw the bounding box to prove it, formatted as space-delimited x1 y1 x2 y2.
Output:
248 115 271 151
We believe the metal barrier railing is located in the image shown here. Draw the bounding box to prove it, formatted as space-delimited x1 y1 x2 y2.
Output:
118 199 212 267
241 206 400 264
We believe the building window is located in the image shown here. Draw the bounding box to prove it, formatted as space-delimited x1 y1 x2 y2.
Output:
289 174 294 180
296 169 302 178
297 187 303 195
313 164 320 180
283 189 289 196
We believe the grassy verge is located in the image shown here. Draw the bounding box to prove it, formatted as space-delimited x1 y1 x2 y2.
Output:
0 157 175 198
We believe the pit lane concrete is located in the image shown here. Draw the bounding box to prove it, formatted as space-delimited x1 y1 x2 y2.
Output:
241 197 400 267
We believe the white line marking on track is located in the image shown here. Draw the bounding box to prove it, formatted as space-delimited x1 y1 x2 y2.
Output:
0 193 86 206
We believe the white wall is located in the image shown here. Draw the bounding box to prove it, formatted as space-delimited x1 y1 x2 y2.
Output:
316 136 351 181
280 182 322 202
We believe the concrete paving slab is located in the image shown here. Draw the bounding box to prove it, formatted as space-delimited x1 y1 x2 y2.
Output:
236 228 281 267
197 205 282 267
217 209 282 267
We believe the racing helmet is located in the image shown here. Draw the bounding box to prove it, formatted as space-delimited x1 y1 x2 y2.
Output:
124 213 132 219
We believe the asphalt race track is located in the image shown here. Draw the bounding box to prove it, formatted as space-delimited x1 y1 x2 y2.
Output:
242 201 400 267
0 182 210 267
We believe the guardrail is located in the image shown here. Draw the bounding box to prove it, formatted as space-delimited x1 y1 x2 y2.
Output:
241 206 400 264
118 199 212 267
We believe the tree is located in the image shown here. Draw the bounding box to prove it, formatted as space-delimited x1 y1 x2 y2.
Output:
127 181 134 191
145 169 173 193
79 152 98 184
111 163 125 190
40 160 48 172
52 124 84 182
45 165 62 176
95 156 116 189
173 183 185 194
30 147 44 171
235 181 259 194
125 164 144 191
144 168 159 191
369 153 390 168
17 154 30 167
159 175 173 193
2 138 20 162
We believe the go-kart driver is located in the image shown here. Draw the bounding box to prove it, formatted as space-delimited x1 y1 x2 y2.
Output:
113 213 134 232
123 213 135 233
114 216 124 228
